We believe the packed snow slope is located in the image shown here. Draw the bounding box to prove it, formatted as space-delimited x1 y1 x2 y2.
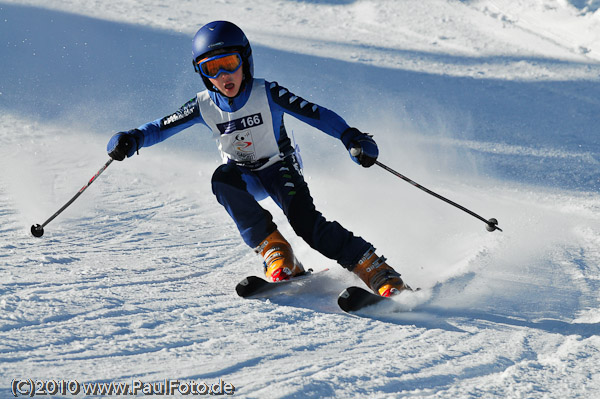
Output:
1 1 600 398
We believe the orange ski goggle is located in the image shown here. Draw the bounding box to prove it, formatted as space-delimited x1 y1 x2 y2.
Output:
197 53 242 79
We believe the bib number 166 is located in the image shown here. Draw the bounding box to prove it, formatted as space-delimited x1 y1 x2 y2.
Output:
239 114 263 128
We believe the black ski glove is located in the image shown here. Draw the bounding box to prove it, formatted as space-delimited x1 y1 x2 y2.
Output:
107 129 144 161
340 127 378 167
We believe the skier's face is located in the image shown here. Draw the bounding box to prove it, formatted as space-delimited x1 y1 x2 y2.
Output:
209 66 244 98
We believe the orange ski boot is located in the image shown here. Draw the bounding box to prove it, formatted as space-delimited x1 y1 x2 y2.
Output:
255 230 305 282
352 247 410 297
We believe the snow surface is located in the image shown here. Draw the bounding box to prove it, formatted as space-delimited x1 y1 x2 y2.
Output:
1 0 600 397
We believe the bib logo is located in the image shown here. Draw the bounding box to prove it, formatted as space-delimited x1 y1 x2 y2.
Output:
234 133 253 153
232 131 255 161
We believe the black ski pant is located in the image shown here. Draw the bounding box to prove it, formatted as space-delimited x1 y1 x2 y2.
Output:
211 155 371 269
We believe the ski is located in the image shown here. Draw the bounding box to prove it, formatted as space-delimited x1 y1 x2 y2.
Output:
235 269 327 298
337 286 390 313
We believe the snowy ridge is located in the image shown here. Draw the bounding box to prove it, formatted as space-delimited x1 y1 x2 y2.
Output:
2 0 600 79
2 1 600 398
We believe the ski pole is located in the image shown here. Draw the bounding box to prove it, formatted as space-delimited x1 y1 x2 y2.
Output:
371 158 502 232
31 158 114 237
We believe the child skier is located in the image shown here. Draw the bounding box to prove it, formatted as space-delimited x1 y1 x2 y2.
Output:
107 20 410 297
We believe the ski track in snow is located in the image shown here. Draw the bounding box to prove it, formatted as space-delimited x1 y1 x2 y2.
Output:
1 1 600 398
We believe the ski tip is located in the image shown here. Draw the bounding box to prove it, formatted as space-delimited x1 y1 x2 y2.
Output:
337 286 386 313
235 275 269 298
235 268 329 299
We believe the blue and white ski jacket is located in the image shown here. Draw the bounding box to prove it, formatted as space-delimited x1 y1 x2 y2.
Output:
136 78 351 170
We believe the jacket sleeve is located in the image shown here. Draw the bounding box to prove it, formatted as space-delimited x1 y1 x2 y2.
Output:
265 81 351 140
136 96 207 148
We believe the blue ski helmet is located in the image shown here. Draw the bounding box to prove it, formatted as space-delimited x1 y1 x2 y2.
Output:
192 21 254 92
